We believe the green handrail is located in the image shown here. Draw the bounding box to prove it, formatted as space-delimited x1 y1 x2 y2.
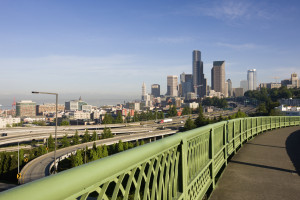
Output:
0 116 299 200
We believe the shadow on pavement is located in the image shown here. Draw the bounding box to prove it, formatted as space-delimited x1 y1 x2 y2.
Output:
230 160 297 174
286 129 300 176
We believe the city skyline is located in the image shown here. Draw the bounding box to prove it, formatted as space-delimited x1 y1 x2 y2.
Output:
1 0 300 105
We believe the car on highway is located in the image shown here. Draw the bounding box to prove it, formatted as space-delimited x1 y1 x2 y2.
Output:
1 133 7 136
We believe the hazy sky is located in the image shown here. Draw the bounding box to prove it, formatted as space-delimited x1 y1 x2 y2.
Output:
1 0 300 106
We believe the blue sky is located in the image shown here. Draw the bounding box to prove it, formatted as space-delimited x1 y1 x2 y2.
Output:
0 0 300 106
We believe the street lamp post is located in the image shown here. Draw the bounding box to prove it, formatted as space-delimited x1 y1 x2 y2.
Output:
32 91 58 173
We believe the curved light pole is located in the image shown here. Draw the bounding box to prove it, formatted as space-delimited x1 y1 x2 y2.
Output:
32 91 58 173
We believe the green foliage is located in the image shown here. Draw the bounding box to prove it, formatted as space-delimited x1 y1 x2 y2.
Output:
36 145 47 157
194 104 209 127
117 140 124 152
89 149 98 161
183 117 196 131
91 130 98 141
61 134 70 148
72 130 80 145
102 145 108 157
140 140 145 145
133 111 139 122
115 112 123 123
124 142 129 150
32 120 46 126
182 106 192 115
202 97 228 108
48 134 55 150
256 103 268 116
60 120 70 126
82 129 90 143
168 105 177 117
128 142 134 149
70 150 83 167
102 113 113 124
230 109 247 119
102 127 113 139
97 146 103 158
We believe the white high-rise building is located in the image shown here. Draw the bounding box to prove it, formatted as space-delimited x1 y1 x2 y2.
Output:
247 69 257 90
167 75 178 97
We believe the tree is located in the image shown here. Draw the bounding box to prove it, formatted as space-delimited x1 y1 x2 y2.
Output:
102 114 113 124
256 103 268 116
182 106 191 115
72 130 80 145
117 140 124 152
183 117 196 131
60 120 70 126
126 113 131 123
36 145 47 157
102 145 108 157
124 142 129 150
89 149 98 161
194 104 209 127
133 111 139 122
97 145 103 158
82 129 90 143
102 127 113 139
91 130 98 141
140 140 145 145
168 105 177 117
2 153 11 174
70 150 83 167
128 142 134 149
48 134 55 150
115 112 123 123
61 134 70 148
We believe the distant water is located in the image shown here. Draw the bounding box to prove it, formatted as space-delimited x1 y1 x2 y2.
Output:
0 98 138 109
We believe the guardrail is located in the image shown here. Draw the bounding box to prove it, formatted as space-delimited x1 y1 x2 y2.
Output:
1 116 299 200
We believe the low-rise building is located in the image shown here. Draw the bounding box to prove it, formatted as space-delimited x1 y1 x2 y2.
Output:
0 116 21 128
276 105 300 116
36 103 65 115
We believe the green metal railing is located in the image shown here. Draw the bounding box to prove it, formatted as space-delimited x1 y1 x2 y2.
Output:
1 116 299 200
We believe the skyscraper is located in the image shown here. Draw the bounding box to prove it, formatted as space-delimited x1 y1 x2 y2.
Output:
180 72 193 97
167 75 178 97
247 69 257 90
240 80 248 93
141 82 146 101
151 84 160 97
192 50 206 98
211 61 226 96
227 79 233 97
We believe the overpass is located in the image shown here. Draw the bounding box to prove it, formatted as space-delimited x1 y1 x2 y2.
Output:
0 116 299 200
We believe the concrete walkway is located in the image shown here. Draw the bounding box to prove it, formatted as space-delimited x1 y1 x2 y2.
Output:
210 126 300 200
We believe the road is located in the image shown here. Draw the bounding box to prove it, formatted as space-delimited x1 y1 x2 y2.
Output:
19 128 177 184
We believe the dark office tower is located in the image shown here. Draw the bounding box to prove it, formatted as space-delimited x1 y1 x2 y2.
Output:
180 72 193 97
211 61 226 96
151 84 160 97
192 50 206 98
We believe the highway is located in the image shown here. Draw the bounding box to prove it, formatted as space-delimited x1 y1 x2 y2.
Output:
19 128 177 184
0 104 256 149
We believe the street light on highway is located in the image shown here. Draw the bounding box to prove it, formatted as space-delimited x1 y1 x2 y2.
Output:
32 91 58 173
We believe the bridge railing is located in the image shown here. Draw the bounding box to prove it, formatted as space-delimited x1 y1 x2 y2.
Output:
1 116 299 200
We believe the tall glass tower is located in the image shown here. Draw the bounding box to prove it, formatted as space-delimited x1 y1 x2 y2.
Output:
192 50 206 98
247 69 257 90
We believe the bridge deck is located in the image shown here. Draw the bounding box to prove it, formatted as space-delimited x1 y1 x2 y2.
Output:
210 126 300 200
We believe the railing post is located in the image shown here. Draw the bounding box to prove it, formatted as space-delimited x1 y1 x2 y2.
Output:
224 122 228 166
210 127 215 188
233 121 236 154
180 139 188 199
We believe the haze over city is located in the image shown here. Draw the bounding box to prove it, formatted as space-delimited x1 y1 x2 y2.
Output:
1 0 300 106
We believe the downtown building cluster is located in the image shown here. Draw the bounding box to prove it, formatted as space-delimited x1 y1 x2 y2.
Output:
140 50 262 108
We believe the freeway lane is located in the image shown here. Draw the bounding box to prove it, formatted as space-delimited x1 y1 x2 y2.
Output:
19 128 177 184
